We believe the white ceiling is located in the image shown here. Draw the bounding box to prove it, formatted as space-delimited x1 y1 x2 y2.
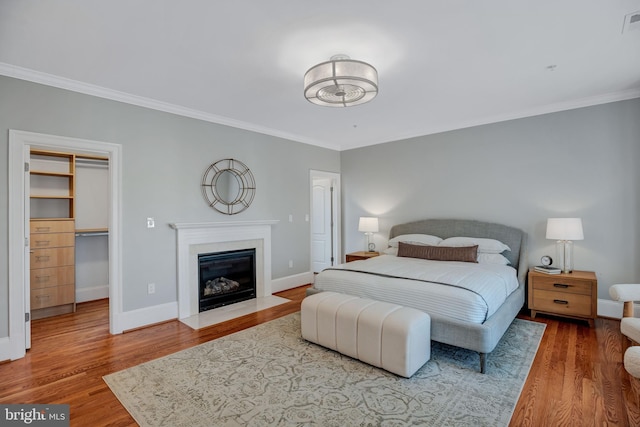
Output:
1 0 639 151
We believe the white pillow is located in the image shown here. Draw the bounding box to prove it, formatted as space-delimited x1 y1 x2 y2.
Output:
383 247 398 256
388 234 442 248
439 237 510 254
477 253 511 265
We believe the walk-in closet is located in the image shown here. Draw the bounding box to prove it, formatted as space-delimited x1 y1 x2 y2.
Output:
29 150 109 320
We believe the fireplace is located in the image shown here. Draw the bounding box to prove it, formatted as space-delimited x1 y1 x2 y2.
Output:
170 220 279 320
199 249 256 312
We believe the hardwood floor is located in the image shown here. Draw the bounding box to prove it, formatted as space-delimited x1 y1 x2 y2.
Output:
1 285 639 426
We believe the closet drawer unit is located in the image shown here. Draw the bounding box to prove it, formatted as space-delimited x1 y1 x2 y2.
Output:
31 284 75 310
31 232 74 249
30 219 75 234
30 266 75 290
30 247 75 269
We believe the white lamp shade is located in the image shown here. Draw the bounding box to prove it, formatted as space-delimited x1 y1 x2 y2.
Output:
546 218 584 240
358 217 379 233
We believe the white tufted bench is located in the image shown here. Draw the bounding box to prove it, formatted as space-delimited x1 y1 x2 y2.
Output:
301 291 431 378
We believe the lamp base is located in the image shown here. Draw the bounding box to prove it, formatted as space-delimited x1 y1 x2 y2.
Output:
556 240 574 274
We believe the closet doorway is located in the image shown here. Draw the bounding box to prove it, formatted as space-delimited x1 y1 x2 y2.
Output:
8 130 122 360
310 170 341 273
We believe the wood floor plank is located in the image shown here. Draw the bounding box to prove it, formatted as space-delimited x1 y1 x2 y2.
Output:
1 286 638 426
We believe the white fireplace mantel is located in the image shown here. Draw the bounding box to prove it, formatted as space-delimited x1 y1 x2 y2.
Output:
170 220 279 319
169 220 279 230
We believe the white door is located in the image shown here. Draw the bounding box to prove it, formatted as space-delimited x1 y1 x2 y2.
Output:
310 171 340 273
23 145 32 349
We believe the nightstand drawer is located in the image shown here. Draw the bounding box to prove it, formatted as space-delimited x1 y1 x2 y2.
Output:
531 289 593 317
532 275 593 296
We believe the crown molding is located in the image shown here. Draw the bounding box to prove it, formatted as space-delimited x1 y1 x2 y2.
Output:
341 87 640 150
0 62 341 151
1 62 638 152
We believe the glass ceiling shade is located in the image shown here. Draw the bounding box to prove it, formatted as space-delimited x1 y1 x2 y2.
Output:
304 55 378 107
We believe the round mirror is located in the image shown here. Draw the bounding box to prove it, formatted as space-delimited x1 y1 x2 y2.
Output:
201 159 255 215
215 170 241 204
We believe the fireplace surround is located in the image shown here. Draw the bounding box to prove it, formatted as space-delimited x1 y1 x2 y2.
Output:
170 220 279 321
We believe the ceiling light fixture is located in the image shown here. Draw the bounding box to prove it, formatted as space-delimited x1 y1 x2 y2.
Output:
304 54 378 107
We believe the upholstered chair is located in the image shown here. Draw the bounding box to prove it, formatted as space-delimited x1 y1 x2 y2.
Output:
609 284 640 377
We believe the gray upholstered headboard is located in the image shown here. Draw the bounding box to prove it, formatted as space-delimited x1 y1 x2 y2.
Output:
388 219 528 286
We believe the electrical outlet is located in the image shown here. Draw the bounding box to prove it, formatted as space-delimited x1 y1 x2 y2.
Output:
288 214 293 222
147 217 155 228
289 260 293 268
147 283 156 294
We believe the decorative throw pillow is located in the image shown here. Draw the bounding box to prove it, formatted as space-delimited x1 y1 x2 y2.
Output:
397 241 478 263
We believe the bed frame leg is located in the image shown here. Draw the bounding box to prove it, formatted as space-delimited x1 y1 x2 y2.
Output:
480 353 487 374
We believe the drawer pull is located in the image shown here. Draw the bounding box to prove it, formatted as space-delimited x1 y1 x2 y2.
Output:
35 275 51 282
35 295 50 299
35 255 51 261
553 299 569 305
554 283 570 288
35 227 51 232
35 240 51 247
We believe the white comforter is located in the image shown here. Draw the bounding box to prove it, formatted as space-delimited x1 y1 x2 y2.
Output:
313 255 519 324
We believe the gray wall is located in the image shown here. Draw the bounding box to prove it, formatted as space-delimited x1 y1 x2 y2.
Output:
2 73 638 340
341 98 640 300
0 75 341 337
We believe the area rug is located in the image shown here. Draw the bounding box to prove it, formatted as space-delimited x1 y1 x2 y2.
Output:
104 313 545 426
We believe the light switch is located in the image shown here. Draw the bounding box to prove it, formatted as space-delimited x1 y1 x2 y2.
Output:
288 214 293 222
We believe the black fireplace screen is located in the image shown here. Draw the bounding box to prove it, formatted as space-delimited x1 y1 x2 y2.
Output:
198 248 256 312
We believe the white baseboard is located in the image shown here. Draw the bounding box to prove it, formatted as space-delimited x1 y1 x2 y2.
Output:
76 285 109 303
271 272 314 294
597 298 640 319
110 273 312 334
0 337 11 363
113 302 178 333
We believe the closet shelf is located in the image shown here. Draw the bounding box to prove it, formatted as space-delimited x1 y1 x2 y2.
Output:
31 195 73 199
30 170 74 177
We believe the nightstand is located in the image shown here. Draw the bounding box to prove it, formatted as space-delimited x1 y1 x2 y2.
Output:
528 269 597 327
345 251 379 263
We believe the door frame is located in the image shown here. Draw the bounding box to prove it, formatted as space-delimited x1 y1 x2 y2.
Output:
8 130 123 360
309 170 341 270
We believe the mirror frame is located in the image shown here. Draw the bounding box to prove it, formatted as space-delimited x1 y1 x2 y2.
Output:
201 159 256 215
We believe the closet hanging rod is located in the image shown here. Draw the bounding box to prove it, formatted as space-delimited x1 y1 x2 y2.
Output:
75 231 109 237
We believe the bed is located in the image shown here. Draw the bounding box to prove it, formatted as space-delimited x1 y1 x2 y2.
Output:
308 218 528 373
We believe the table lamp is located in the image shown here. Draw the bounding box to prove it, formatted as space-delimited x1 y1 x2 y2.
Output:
358 217 379 253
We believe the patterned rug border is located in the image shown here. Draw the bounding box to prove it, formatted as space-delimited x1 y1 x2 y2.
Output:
104 313 546 426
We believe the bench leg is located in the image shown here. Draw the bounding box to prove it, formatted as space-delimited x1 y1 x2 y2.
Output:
480 352 487 374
